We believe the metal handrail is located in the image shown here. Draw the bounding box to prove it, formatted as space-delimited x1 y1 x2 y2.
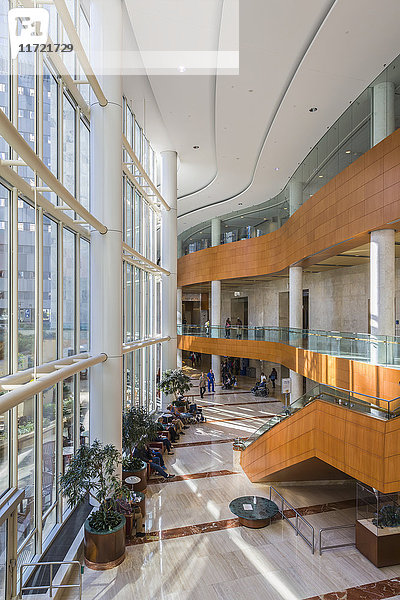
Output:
318 524 355 555
19 560 82 599
269 487 315 554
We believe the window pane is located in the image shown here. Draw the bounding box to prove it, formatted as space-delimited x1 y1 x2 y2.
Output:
0 185 8 376
80 239 89 352
43 217 57 363
17 397 35 553
134 268 141 340
63 229 75 356
79 370 89 447
63 96 76 196
18 51 35 184
18 201 35 370
43 67 58 178
42 386 57 540
0 412 8 497
80 120 90 210
62 376 74 487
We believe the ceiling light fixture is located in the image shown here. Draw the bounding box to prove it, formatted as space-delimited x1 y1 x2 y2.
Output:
318 175 323 178
309 107 318 112
275 167 279 171
193 145 200 149
345 150 351 154
240 216 244 219
178 66 186 73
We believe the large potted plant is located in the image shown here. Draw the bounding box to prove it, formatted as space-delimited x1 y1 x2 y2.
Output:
122 407 158 491
159 368 192 402
59 440 129 570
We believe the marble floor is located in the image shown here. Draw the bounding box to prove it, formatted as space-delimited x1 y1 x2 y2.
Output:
62 384 400 600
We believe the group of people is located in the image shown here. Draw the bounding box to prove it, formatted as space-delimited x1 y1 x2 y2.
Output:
252 368 278 393
132 401 198 481
221 359 237 389
198 369 216 397
224 317 243 339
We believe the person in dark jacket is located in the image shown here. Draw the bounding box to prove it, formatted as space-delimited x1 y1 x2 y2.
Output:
134 445 175 480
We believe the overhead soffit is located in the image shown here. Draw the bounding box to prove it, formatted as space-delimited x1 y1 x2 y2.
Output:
124 1 400 236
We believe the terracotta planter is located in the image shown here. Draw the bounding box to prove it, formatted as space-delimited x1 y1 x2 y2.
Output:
122 461 147 493
84 515 126 570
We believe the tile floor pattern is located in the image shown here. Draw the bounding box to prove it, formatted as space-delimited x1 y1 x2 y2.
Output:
62 386 400 600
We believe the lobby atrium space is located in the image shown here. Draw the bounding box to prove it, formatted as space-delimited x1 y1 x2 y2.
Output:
1 0 400 598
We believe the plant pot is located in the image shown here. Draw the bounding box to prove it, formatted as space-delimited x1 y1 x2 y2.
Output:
356 519 400 567
122 461 148 493
84 514 126 570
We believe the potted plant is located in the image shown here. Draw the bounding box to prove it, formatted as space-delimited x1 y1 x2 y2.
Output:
159 368 192 402
122 407 158 491
59 440 129 570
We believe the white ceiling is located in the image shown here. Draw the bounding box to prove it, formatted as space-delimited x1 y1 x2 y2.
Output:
123 0 400 236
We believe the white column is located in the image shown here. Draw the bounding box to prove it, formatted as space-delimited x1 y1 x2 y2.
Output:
289 266 303 402
177 287 182 368
370 229 395 364
161 151 178 408
289 180 303 216
211 280 221 384
90 0 123 451
211 217 221 247
177 237 183 259
373 82 395 146
211 218 221 382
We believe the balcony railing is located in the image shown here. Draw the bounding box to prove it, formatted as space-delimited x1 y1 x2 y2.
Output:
178 324 400 368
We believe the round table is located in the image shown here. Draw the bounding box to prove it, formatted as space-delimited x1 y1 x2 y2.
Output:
229 496 279 528
124 476 141 489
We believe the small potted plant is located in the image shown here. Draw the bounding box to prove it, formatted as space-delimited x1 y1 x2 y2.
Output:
122 407 158 491
159 368 192 402
59 440 129 570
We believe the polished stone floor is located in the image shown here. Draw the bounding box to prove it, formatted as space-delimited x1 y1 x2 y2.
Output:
62 383 400 600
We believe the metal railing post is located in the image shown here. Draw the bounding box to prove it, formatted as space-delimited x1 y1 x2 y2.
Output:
49 563 53 597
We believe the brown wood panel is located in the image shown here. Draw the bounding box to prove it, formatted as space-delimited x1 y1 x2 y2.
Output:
178 335 400 402
240 399 400 493
178 128 400 287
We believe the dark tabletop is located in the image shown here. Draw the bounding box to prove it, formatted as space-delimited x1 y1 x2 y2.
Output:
229 496 279 520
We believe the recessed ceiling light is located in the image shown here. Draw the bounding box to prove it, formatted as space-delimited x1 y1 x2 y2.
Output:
309 107 318 112
225 225 228 228
240 216 244 219
248 89 254 93
318 175 323 178
345 150 351 154
238 202 242 206
284 207 288 210
275 167 279 171
263 218 267 221
178 66 186 73
193 145 200 149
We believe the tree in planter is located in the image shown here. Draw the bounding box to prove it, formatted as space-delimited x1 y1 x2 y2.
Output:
59 440 129 532
158 369 191 402
122 407 158 472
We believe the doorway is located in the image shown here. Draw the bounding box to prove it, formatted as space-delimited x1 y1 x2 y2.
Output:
230 297 248 326
278 290 309 329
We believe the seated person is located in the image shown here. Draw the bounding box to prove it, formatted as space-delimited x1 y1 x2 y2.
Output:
171 399 192 421
133 445 175 480
166 405 190 428
152 433 174 455
156 418 179 443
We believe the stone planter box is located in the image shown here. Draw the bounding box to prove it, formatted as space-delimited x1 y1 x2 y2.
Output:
356 519 400 567
84 515 126 570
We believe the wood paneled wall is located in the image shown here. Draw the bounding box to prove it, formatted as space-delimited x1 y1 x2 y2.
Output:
240 399 400 493
178 128 400 287
178 335 400 402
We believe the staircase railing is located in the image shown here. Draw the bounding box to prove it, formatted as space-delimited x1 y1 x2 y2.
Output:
269 487 315 553
19 560 82 598
318 524 355 555
244 384 400 449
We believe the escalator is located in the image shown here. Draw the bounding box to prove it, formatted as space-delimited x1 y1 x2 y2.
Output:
240 384 400 493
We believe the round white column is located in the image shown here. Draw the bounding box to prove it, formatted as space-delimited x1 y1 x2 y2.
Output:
211 218 221 382
177 287 182 368
211 280 221 384
289 180 303 217
211 217 221 247
89 0 123 452
370 229 395 364
161 151 178 408
373 82 395 146
289 266 303 402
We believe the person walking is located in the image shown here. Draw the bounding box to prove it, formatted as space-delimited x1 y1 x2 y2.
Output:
225 318 231 338
199 372 207 398
205 320 210 337
236 317 243 339
207 368 215 393
269 368 277 389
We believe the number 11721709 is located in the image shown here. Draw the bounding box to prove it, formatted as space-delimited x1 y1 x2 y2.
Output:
18 43 73 53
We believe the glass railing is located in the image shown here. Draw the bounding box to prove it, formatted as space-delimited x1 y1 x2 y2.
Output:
178 324 400 368
179 52 400 258
244 384 400 449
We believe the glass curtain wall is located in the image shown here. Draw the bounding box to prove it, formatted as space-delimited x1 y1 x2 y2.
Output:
122 98 161 413
0 0 92 573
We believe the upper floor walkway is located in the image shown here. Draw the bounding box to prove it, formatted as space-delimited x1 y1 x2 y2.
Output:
178 127 400 287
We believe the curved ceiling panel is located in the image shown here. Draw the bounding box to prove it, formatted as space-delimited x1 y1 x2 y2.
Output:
177 0 400 234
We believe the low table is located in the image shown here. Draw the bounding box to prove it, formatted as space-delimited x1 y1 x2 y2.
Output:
124 476 141 489
229 496 279 528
